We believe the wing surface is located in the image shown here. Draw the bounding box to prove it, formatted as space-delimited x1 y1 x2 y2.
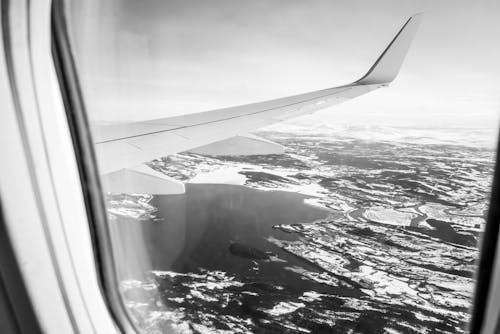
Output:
93 14 422 174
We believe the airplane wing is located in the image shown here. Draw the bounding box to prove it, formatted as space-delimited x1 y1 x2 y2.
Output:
94 14 422 193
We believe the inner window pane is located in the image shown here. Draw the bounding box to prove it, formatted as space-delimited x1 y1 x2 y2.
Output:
63 1 500 333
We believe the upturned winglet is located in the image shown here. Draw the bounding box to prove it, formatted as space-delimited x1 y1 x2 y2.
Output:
356 13 423 85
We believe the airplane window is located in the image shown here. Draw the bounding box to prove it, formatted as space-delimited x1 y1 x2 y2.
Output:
59 0 500 333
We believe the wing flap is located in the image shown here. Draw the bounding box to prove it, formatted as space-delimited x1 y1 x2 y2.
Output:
188 134 284 156
102 165 185 194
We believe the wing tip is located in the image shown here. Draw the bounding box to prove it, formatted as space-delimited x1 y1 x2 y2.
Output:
355 13 424 86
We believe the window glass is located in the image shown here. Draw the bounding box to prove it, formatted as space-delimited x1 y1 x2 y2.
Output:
64 1 499 333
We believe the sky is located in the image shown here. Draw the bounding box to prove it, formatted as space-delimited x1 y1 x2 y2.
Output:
69 0 500 129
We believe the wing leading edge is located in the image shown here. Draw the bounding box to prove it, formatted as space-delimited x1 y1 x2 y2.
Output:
94 14 422 191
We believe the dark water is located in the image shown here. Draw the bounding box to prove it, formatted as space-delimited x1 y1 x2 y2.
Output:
111 183 329 281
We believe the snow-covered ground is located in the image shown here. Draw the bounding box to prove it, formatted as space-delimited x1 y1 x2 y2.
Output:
110 127 495 333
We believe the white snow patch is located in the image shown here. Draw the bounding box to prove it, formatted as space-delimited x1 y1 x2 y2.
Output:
189 167 247 185
265 301 305 316
299 291 324 302
168 297 185 303
363 207 417 226
190 289 218 302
